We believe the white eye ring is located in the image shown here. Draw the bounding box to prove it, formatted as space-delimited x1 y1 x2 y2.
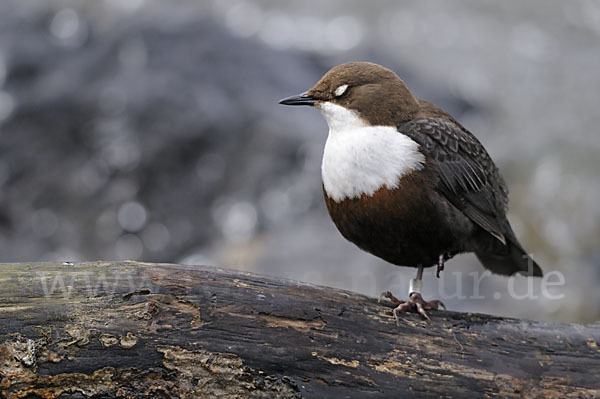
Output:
334 84 348 97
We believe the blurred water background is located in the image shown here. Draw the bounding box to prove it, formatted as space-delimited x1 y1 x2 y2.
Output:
1 0 599 323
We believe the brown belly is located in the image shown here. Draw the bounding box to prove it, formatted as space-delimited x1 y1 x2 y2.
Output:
323 170 468 267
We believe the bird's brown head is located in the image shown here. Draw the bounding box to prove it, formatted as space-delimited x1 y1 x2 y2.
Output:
279 62 419 126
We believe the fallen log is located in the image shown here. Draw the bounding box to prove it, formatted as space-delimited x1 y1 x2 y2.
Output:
0 261 598 398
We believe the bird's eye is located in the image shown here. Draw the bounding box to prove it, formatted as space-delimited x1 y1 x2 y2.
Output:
334 84 349 98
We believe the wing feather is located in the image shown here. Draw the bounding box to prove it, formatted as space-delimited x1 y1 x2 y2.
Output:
399 117 508 243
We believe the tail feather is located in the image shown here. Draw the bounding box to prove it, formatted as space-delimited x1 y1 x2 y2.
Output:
475 221 543 277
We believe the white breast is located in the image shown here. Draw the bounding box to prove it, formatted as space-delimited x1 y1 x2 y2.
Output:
318 102 425 202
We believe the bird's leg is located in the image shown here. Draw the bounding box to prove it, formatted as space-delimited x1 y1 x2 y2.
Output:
380 264 446 323
436 254 445 278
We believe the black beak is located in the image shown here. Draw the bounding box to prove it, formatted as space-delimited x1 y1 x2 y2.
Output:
278 92 317 106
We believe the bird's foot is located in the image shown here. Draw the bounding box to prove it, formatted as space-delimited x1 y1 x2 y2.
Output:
436 254 445 278
379 291 446 323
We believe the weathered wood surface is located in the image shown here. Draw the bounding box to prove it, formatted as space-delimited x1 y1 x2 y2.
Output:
0 261 598 398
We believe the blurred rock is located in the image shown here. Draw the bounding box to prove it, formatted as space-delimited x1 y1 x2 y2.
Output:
0 2 320 264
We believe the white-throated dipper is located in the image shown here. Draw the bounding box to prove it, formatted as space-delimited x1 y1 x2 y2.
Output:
279 62 542 321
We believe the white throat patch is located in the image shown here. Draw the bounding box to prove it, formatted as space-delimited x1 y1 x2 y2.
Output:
317 102 425 202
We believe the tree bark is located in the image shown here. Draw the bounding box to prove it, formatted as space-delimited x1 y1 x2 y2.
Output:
0 261 598 398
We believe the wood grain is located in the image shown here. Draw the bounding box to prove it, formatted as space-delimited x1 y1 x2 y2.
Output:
0 261 598 398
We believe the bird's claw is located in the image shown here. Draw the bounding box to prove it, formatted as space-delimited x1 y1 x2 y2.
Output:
384 292 445 323
379 290 403 305
436 254 445 278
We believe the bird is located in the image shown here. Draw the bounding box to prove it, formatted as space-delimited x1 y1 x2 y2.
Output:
279 62 542 321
